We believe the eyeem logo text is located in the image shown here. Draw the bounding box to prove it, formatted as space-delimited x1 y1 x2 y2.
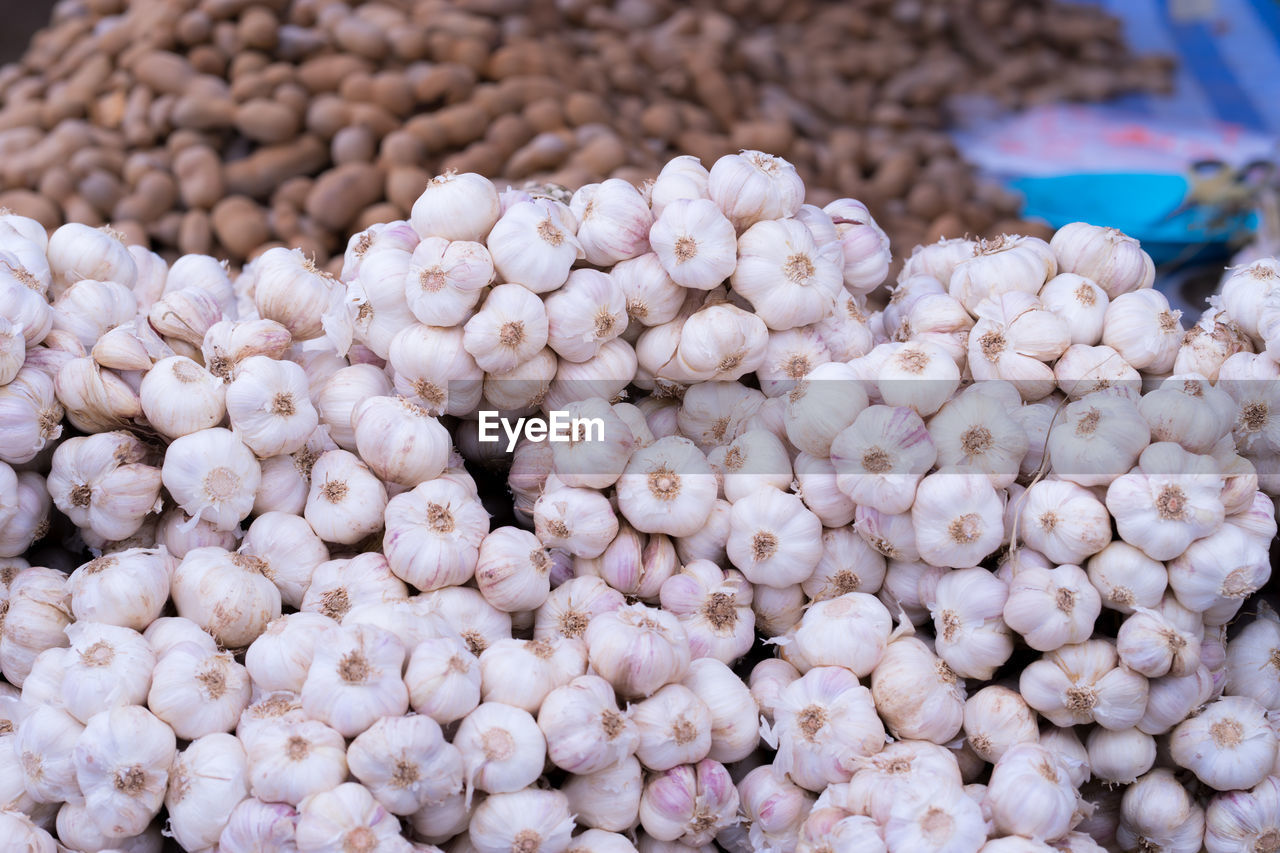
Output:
477 411 605 452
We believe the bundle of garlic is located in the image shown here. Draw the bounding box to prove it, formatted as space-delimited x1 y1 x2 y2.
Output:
1 148 1279 853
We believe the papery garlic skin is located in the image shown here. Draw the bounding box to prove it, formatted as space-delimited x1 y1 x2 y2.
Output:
768 664 885 791
454 702 547 797
1002 564 1101 652
1225 606 1280 710
963 685 1039 764
226 355 320 457
384 477 490 590
1086 726 1155 785
148 641 251 739
66 547 172 630
586 603 691 700
871 634 966 744
139 355 226 439
171 547 281 648
983 742 1078 843
59 621 154 724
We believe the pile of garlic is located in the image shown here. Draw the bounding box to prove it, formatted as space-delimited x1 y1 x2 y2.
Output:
1 149 1280 853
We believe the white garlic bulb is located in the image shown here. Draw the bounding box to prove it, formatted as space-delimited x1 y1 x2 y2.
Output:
586 603 690 700
294 781 407 852
1002 564 1101 652
639 759 740 847
538 674 638 775
247 717 348 806
47 431 161 542
1016 479 1111 566
1117 769 1205 853
161 428 261 531
871 633 965 744
767 665 885 791
469 787 577 853
928 567 1013 680
384 477 490 591
1204 775 1280 853
59 622 153 724
649 198 737 291
726 487 822 588
166 733 249 850
347 714 464 815
148 640 251 739
1169 694 1278 791
658 560 755 664
1020 639 1149 730
963 685 1038 763
171 546 281 648
487 198 584 294
73 705 176 838
792 592 893 677
454 702 547 797
139 355 227 439
300 623 408 738
707 150 804 231
983 742 1078 843
65 547 172 630
1085 726 1155 784
1049 222 1155 298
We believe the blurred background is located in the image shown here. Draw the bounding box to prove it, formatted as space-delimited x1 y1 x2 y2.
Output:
0 0 1276 312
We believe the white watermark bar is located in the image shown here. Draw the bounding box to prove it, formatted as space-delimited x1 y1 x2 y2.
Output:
477 411 606 452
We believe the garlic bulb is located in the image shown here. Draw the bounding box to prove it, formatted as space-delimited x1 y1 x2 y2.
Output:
912 467 1005 569
731 217 842 330
1115 602 1202 679
1106 441 1225 561
166 733 249 850
545 268 628 363
1086 540 1167 614
487 198 584 294
463 283 549 375
1204 775 1280 853
949 234 1056 312
59 622 153 724
929 567 1013 680
1053 344 1143 400
15 703 83 803
300 623 408 738
680 658 759 764
247 717 348 805
139 355 226 439
47 431 161 542
874 631 966 742
586 603 690 699
1169 694 1278 791
405 635 481 725
736 765 816 852
1 567 72 686
538 674 638 775
385 477 490 590
572 178 653 266
632 684 712 771
792 592 893 677
240 511 329 609
0 366 63 464
707 150 804 230
767 665 885 791
454 702 546 797
1225 605 1280 710
1117 769 1205 853
347 714 464 815
1016 479 1111 566
1086 726 1155 784
638 759 740 846
1002 564 1101 652
66 547 171 630
219 797 300 852
149 641 251 738
658 560 755 664
1167 523 1270 625
294 781 407 852
1039 273 1109 346
411 171 500 242
726 487 822 588
983 742 1077 842
831 405 936 514
963 685 1038 763
303 449 387 545
1020 639 1149 730
615 436 717 538
73 705 176 838
469 787 576 853
245 612 336 694
1050 222 1155 298
649 198 737 291
479 636 586 713
161 428 261 531
884 784 988 853
171 546 281 648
